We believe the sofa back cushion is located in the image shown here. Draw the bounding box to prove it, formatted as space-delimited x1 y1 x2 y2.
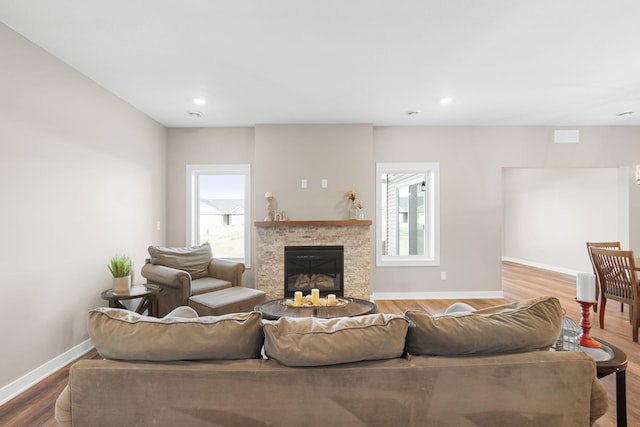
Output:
88 308 264 361
263 313 410 366
404 296 563 356
148 242 211 279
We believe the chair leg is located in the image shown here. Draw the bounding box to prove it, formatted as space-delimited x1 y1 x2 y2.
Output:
599 296 607 329
633 304 639 343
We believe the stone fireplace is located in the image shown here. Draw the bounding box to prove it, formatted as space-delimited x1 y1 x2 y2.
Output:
255 220 371 300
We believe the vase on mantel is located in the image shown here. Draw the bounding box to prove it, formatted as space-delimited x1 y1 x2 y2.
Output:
349 202 360 220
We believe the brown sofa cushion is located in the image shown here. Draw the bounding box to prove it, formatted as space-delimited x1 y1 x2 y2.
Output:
88 307 264 361
148 242 212 279
404 296 563 356
263 313 410 367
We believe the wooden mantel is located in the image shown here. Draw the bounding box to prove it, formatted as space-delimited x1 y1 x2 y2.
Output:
254 220 372 227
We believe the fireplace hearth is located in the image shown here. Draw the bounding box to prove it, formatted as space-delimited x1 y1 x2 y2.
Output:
284 245 344 297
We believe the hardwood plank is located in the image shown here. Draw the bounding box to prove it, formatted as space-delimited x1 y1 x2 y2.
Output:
1 262 637 426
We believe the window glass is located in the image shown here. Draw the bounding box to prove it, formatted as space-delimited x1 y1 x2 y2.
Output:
187 164 251 267
376 163 439 266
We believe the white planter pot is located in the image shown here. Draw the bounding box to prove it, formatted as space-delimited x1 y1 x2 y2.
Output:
112 276 131 294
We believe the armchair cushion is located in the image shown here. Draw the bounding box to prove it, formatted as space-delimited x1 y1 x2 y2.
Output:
88 307 264 361
148 242 212 279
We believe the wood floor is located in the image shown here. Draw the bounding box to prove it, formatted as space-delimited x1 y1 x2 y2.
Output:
0 261 637 426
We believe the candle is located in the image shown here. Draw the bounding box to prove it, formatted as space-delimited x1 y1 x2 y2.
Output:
294 291 303 306
311 288 320 305
327 294 337 306
576 272 596 302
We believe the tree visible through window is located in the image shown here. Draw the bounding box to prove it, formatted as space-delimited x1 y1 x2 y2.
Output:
187 164 251 267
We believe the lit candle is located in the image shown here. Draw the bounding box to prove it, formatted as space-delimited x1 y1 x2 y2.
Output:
294 291 303 306
327 294 337 306
576 272 596 302
311 288 320 305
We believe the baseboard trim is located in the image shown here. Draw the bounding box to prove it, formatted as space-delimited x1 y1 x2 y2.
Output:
0 338 93 406
502 257 580 276
371 290 504 301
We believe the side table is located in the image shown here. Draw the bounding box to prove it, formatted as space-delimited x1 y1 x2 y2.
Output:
101 283 161 317
582 338 628 427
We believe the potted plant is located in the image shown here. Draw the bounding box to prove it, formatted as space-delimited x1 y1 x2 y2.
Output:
109 255 132 294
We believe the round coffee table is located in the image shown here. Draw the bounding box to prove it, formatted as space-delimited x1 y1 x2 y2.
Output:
101 283 161 317
255 297 377 320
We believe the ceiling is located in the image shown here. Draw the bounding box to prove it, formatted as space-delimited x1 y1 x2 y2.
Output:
2 0 640 127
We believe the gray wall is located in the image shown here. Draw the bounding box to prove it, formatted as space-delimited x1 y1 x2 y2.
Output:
166 125 640 299
0 24 166 396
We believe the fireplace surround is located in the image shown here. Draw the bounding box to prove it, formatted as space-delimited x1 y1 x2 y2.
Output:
255 220 371 300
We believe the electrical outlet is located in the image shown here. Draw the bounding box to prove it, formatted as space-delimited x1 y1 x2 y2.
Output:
301 179 307 188
441 272 447 281
321 179 328 188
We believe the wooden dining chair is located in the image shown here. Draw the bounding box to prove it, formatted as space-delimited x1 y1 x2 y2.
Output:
590 248 640 342
586 241 621 312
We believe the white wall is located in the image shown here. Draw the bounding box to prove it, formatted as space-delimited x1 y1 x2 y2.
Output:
503 168 623 273
0 24 166 397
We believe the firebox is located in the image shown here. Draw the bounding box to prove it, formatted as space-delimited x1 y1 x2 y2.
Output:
284 245 344 297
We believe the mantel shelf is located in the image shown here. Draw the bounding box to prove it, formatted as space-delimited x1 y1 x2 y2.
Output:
254 220 372 227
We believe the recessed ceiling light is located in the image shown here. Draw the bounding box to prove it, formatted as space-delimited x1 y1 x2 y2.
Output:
188 111 203 117
617 111 634 116
193 98 206 105
439 97 453 104
407 110 420 116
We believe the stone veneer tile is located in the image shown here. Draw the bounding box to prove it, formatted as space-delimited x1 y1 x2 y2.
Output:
256 225 371 300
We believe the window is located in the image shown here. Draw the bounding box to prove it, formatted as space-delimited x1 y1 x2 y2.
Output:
187 164 251 267
376 162 440 267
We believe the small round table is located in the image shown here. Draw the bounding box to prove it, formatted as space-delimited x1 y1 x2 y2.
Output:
255 297 377 320
581 338 628 427
101 283 161 317
585 338 628 427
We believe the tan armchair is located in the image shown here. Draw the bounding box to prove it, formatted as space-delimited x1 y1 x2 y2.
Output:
141 243 245 316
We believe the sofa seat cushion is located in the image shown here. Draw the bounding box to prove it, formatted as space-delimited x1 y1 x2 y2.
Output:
88 307 264 361
190 277 232 295
188 287 266 316
148 242 212 279
404 296 563 356
263 313 410 366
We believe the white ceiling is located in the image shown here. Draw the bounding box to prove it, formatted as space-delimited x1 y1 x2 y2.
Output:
2 0 640 127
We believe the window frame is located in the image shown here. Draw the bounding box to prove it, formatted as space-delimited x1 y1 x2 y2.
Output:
186 164 251 268
375 162 440 267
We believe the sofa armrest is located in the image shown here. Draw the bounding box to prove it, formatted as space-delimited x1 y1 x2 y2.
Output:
590 376 609 425
141 264 191 290
209 259 245 287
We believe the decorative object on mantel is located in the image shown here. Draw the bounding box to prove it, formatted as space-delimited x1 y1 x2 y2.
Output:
264 192 274 221
109 254 132 294
273 211 286 221
346 189 364 220
576 272 601 348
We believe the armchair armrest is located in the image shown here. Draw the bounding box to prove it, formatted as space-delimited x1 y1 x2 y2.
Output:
141 263 192 317
141 263 191 290
209 258 246 287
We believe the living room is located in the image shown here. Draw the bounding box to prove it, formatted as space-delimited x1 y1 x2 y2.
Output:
1 2 640 423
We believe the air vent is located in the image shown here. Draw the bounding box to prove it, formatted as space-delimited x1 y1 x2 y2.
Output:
554 130 579 144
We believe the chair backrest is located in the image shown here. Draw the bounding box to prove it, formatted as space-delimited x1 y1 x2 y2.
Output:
586 241 621 289
590 248 639 304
